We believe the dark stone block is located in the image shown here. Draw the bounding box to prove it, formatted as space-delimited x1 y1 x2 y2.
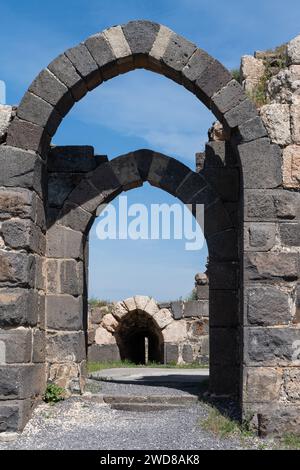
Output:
46 332 86 363
234 116 267 143
204 141 237 168
206 229 239 262
209 290 239 327
246 222 276 250
160 157 191 195
65 44 102 91
0 364 45 399
17 92 62 136
1 218 45 254
209 327 239 365
59 202 91 233
164 343 178 364
208 262 239 290
163 34 197 72
48 173 83 208
122 20 160 55
246 285 292 326
211 79 245 115
224 99 257 128
32 329 46 363
176 172 207 203
48 146 107 173
109 155 142 190
279 223 300 246
135 149 154 181
238 138 282 189
204 200 233 236
182 344 193 363
0 288 38 327
244 252 298 281
195 60 232 103
182 48 215 82
46 295 83 330
209 364 239 396
88 344 120 362
48 53 88 101
202 167 239 202
0 251 36 287
59 260 83 296
170 301 183 319
0 399 33 432
6 118 49 156
0 329 32 363
85 33 116 69
184 300 208 317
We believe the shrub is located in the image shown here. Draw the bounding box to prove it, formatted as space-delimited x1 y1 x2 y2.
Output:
43 383 65 404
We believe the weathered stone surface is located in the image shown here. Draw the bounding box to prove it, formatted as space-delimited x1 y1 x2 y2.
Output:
241 55 265 82
46 332 85 363
284 368 300 400
208 262 239 289
147 153 169 188
184 300 209 317
267 65 300 104
109 155 142 190
204 141 235 167
0 364 45 399
46 295 83 330
238 138 282 189
0 288 38 327
46 225 83 259
211 80 245 115
282 144 300 189
32 329 46 363
123 297 137 312
244 367 282 402
134 295 150 312
103 26 131 60
235 116 267 142
0 251 36 286
209 290 239 327
203 167 239 202
210 328 239 365
48 146 106 173
210 365 239 396
164 343 178 364
0 328 32 363
163 320 187 342
246 285 292 325
122 20 159 55
85 33 115 71
0 188 33 220
224 98 257 128
48 53 88 101
170 301 183 320
94 326 116 345
195 60 232 104
160 158 191 195
112 301 128 320
1 219 45 254
90 306 108 324
176 172 207 203
48 362 79 391
88 163 122 209
287 34 300 65
65 43 102 91
244 252 298 281
28 68 73 116
204 200 233 236
245 327 300 364
290 103 300 144
144 298 160 317
149 25 174 62
244 222 276 251
152 308 173 329
48 173 83 208
101 313 118 333
260 104 291 146
6 117 49 156
88 344 120 362
0 104 13 141
60 260 83 296
17 92 62 136
58 202 91 232
0 399 33 432
245 189 300 221
182 48 214 84
280 223 300 246
162 33 196 73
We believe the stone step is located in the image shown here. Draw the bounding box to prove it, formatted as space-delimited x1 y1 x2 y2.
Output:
103 394 199 405
107 403 189 412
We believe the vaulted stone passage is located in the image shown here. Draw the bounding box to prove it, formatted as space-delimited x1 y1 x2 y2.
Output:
0 20 298 435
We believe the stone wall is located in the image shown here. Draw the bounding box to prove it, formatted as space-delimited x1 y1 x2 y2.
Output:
88 283 209 366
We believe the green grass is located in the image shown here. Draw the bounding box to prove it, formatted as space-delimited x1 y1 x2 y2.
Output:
280 433 300 450
200 407 254 440
87 360 209 373
88 298 110 307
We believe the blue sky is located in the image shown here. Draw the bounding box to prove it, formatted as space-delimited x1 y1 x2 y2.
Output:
1 1 299 300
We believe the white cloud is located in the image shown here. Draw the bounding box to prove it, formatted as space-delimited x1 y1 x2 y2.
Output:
72 70 214 162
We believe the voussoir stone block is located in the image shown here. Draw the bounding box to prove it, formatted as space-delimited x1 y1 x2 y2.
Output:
17 92 62 136
195 60 232 105
149 25 174 62
176 171 207 203
46 225 83 259
122 20 160 55
134 295 150 311
224 98 257 129
152 308 173 329
246 285 292 325
46 295 83 330
182 48 215 83
48 53 88 101
65 43 102 91
109 155 142 190
159 157 191 195
58 202 91 233
211 79 246 115
147 154 170 188
144 297 160 317
235 116 267 143
29 68 74 116
123 297 137 312
112 301 128 320
6 117 49 156
0 288 38 327
103 25 131 61
162 33 197 73
85 33 115 70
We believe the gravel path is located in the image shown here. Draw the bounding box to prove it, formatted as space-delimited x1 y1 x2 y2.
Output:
0 396 267 450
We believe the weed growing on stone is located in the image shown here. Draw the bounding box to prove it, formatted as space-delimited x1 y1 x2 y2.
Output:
200 406 255 440
280 433 300 450
43 383 65 405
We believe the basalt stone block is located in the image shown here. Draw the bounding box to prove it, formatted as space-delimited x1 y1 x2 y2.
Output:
244 367 282 403
202 167 239 202
88 344 120 362
0 328 32 363
295 286 300 324
273 191 300 220
17 92 62 136
184 300 208 317
29 68 74 116
206 229 239 262
0 288 38 327
252 405 300 436
109 155 142 190
0 188 33 220
160 157 191 195
32 329 46 363
48 145 106 173
196 284 209 300
182 344 193 363
233 116 267 143
224 98 257 128
6 118 49 156
46 225 83 259
1 219 45 254
59 260 84 296
244 222 276 251
170 301 183 320
209 290 239 327
209 365 239 396
147 154 169 188
238 138 282 189
211 79 245 116
246 285 292 326
134 149 154 181
85 33 116 70
48 53 88 101
204 200 233 236
46 295 83 330
244 252 298 281
210 328 239 365
0 251 36 287
176 172 207 203
195 61 232 105
58 202 91 233
204 141 237 168
46 332 86 363
0 146 44 196
279 223 300 246
48 173 83 208
208 262 239 290
89 162 122 204
182 48 215 83
162 34 197 73
164 343 179 364
0 364 45 399
122 20 160 55
0 399 33 432
65 43 102 91
244 327 300 365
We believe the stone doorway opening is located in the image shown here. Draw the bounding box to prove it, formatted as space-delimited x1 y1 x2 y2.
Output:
116 310 164 365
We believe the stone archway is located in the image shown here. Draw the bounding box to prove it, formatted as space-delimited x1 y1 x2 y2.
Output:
0 20 298 435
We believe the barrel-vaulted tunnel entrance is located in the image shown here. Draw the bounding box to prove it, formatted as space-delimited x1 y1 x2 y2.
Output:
1 20 294 435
